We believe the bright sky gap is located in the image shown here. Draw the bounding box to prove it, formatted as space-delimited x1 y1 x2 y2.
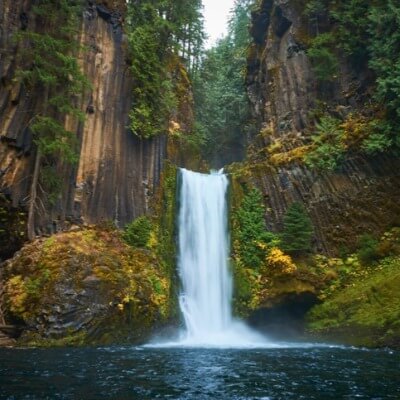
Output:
202 0 235 48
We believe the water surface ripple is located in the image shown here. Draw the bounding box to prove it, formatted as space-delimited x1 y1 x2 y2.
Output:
0 346 398 399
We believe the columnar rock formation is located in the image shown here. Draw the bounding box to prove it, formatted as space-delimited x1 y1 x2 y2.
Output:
245 0 400 255
0 0 166 242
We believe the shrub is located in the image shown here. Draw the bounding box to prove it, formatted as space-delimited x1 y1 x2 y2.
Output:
361 120 393 154
357 234 381 265
304 116 345 171
122 216 153 248
265 247 297 274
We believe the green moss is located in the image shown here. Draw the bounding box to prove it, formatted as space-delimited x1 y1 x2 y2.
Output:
229 176 322 316
2 160 182 347
18 330 88 348
3 225 172 346
307 256 400 348
148 161 179 320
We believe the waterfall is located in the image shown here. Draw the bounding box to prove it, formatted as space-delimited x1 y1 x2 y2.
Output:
177 168 266 347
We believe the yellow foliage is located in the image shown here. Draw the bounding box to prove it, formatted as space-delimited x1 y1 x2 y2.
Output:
242 267 264 311
267 140 283 154
147 230 158 249
149 274 170 318
169 120 181 135
256 241 268 251
260 126 274 138
5 275 27 315
270 145 312 166
266 247 297 274
340 113 371 147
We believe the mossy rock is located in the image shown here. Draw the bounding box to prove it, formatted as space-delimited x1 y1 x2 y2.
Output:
306 257 400 348
232 254 323 317
2 226 172 346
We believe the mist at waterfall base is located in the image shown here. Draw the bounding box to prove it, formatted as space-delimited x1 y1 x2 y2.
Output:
149 168 304 348
147 168 265 348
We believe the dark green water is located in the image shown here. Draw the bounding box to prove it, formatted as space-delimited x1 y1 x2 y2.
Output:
0 345 398 399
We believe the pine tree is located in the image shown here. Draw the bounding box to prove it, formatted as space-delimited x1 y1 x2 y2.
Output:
126 0 204 139
234 188 278 269
281 202 313 254
192 0 252 164
17 0 89 239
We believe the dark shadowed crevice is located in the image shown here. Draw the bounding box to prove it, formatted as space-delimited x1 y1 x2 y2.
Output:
247 292 319 340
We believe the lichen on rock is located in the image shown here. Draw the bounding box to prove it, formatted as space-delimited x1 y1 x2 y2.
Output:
2 225 172 346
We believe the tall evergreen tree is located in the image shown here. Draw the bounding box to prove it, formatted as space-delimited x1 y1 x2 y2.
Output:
281 203 313 254
368 1 400 139
17 0 88 239
193 0 252 166
126 0 204 139
234 188 277 269
303 0 400 156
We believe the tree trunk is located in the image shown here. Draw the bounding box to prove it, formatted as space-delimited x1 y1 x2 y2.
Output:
27 86 49 241
27 147 42 241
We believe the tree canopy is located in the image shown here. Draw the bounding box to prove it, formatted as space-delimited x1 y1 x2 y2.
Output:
17 0 89 239
126 0 204 139
192 0 253 166
304 0 400 160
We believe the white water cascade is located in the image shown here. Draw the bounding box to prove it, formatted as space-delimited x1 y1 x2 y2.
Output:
177 168 267 347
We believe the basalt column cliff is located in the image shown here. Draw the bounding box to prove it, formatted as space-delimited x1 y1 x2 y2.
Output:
242 0 400 255
0 0 167 259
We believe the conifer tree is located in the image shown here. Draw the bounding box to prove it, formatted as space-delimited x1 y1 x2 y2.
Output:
234 188 278 269
191 0 253 165
281 203 313 254
126 0 204 139
18 0 88 239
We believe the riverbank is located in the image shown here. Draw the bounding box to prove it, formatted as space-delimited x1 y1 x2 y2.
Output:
306 255 400 349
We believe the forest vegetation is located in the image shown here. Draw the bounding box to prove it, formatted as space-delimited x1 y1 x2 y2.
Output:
0 0 399 349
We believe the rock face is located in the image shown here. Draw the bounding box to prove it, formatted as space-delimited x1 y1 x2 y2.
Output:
0 0 167 239
2 227 171 346
244 0 400 255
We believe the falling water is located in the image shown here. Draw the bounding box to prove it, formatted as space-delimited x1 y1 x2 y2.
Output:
177 168 267 347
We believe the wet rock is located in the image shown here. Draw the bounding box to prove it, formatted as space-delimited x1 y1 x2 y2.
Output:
2 227 172 346
0 195 27 261
96 5 112 22
274 6 292 38
0 332 16 346
82 275 101 287
19 12 28 30
86 103 95 114
248 292 318 339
